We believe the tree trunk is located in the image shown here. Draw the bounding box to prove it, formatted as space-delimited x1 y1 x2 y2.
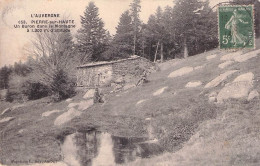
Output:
133 34 136 55
160 42 164 62
154 41 159 62
184 37 188 58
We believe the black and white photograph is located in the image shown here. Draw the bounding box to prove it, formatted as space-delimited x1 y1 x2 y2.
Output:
0 0 260 165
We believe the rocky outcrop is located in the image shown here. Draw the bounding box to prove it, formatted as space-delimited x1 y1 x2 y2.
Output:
168 67 194 78
54 108 82 126
217 72 254 103
205 70 237 88
185 81 202 88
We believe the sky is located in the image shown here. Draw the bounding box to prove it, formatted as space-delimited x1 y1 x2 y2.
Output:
0 0 227 67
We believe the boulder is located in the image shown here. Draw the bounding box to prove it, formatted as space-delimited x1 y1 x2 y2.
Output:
68 102 79 108
153 87 168 96
234 49 260 62
206 54 217 60
42 109 62 117
208 91 217 102
136 99 146 106
168 67 194 78
18 129 25 134
220 49 260 62
0 117 15 123
12 104 25 110
209 97 216 102
66 98 73 102
218 61 234 69
248 90 259 101
83 89 96 99
194 65 204 70
54 108 82 126
205 70 238 88
1 108 11 115
217 82 253 103
233 72 254 83
217 73 254 103
185 81 202 88
78 99 94 111
220 51 242 61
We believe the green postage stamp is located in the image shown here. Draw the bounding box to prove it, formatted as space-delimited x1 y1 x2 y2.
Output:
218 5 255 49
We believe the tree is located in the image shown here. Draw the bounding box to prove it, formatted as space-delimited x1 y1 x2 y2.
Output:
0 65 12 89
25 30 77 100
143 6 173 61
104 10 134 60
114 10 134 55
13 61 31 76
172 0 217 58
76 2 108 62
130 0 142 55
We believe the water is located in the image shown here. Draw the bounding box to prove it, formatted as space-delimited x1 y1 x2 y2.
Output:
60 130 164 166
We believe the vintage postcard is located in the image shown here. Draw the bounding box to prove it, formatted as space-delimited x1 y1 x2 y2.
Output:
0 0 260 166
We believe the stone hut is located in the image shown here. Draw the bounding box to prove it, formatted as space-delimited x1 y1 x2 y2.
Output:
76 56 156 87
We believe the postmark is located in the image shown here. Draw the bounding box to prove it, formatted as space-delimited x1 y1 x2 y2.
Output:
218 5 255 49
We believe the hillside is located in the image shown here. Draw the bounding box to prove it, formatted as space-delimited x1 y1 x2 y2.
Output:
0 45 260 165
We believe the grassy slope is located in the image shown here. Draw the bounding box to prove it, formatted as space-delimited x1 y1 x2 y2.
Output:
125 51 260 164
0 43 260 165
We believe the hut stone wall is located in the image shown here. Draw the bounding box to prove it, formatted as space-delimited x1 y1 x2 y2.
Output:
76 56 155 87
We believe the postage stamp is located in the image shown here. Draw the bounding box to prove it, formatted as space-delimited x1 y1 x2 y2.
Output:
218 5 255 49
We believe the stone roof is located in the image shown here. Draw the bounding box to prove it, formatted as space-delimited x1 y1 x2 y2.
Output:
77 55 141 68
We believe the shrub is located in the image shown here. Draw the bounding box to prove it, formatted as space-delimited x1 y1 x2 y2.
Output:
6 74 28 102
7 73 50 102
6 89 14 102
50 69 76 102
23 81 49 100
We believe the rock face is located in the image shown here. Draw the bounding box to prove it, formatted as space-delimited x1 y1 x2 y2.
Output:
217 72 254 103
205 70 238 88
218 61 234 69
78 99 94 111
248 90 259 101
54 108 82 126
153 87 168 96
83 89 96 99
42 109 61 117
185 81 202 88
168 67 194 78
